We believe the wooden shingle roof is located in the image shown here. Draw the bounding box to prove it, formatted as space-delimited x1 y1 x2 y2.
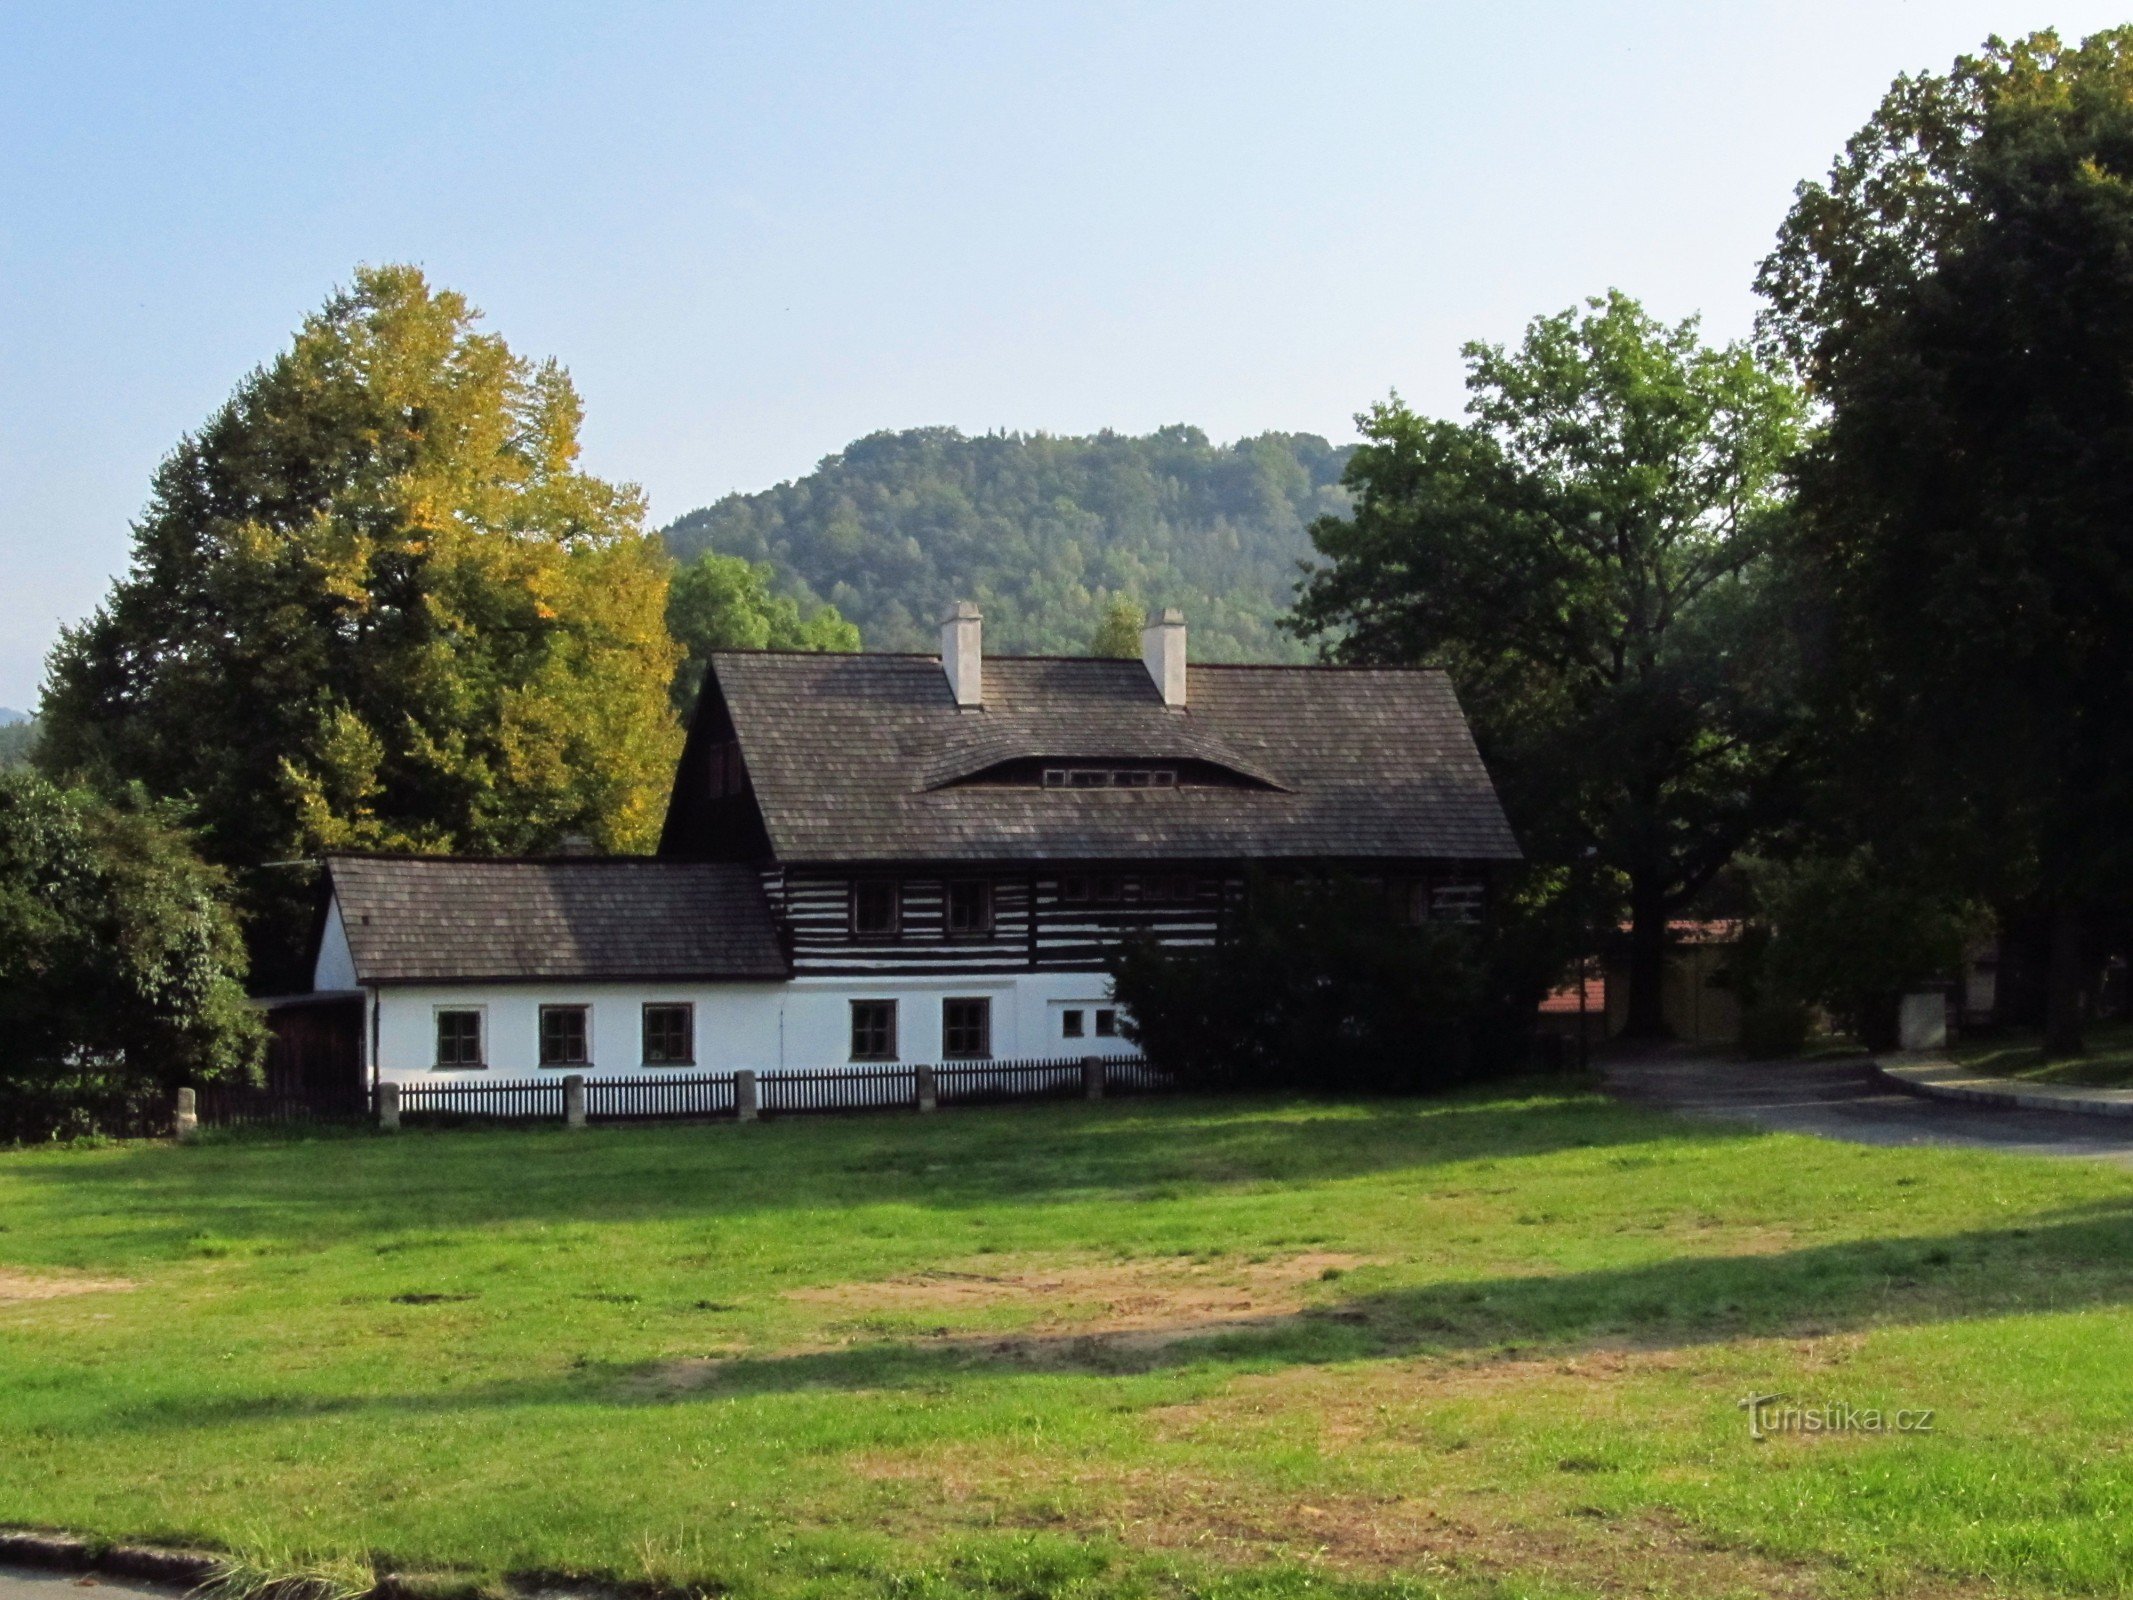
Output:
700 652 1521 864
325 856 788 984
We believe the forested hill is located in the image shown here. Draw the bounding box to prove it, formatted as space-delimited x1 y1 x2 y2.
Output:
660 425 1353 661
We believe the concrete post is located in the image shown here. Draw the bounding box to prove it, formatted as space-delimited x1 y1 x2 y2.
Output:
735 1068 759 1123
563 1073 586 1129
915 1065 938 1113
377 1081 401 1132
1083 1055 1105 1100
174 1086 199 1143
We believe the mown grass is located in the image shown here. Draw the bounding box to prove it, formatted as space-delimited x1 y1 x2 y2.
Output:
1954 1018 2133 1088
3 1081 2133 1600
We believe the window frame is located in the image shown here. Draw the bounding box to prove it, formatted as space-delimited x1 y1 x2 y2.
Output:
1095 1007 1118 1038
433 1006 486 1070
1061 1007 1085 1039
538 1003 592 1069
850 999 898 1062
641 1002 695 1067
944 878 995 937
850 879 902 939
942 996 992 1060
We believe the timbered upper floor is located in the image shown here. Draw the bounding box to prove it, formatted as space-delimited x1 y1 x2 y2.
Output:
763 862 1492 977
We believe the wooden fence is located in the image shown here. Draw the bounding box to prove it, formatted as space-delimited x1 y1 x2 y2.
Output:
396 1077 565 1121
191 1056 1169 1130
195 1082 368 1128
584 1071 738 1122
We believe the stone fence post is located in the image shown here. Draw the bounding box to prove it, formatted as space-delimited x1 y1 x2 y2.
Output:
174 1086 199 1143
563 1073 586 1130
915 1065 938 1113
1083 1055 1105 1101
377 1082 401 1132
735 1068 759 1123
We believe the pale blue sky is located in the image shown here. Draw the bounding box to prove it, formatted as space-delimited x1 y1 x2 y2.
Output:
4 1 2125 710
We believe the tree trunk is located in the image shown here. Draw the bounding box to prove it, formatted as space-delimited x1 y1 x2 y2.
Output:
2044 902 2086 1058
1621 877 1671 1039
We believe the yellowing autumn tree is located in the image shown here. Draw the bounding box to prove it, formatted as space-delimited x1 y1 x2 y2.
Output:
41 266 681 980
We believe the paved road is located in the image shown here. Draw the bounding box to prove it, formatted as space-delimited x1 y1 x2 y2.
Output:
0 1573 181 1600
1603 1049 2133 1164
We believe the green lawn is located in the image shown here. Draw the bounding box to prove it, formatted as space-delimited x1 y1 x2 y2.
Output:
4 1085 2133 1600
1952 1018 2133 1087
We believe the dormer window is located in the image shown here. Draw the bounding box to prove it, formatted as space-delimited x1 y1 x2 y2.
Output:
1041 767 1178 789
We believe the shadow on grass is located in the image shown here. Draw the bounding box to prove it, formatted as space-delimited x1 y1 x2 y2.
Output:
0 1081 1735 1252
81 1199 2133 1431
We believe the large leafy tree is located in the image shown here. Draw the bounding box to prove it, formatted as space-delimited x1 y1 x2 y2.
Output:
41 266 680 982
667 552 860 712
1293 292 1806 1035
0 770 261 1139
1758 28 2133 1053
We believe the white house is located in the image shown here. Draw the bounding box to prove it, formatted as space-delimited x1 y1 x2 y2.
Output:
294 605 1519 1092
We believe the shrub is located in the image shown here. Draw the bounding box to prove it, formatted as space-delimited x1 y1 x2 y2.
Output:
1108 873 1543 1094
1738 849 1988 1051
0 771 262 1139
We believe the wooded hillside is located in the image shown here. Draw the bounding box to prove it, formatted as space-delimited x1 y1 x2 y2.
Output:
660 425 1351 661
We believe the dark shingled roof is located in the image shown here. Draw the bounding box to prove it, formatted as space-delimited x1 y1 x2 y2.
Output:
700 652 1521 864
325 856 788 984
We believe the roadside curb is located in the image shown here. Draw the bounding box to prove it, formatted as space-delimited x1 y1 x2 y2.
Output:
1872 1057 2133 1120
0 1530 218 1589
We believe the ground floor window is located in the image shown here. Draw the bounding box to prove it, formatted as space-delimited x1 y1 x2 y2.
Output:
642 1003 694 1065
943 997 991 1059
1061 1007 1085 1039
1095 1007 1118 1038
851 999 897 1061
435 1008 484 1068
539 1004 590 1067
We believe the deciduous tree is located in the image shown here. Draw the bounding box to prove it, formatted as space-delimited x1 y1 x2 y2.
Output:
667 552 859 711
1293 293 1806 1035
41 266 681 983
1758 28 2133 1054
1086 596 1143 658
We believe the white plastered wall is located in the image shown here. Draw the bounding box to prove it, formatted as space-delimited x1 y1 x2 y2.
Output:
369 970 1137 1081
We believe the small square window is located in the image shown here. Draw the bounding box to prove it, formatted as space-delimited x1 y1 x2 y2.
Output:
852 881 901 937
1095 1008 1118 1038
1060 874 1089 903
1043 768 1068 789
539 1005 590 1067
643 1003 693 1065
435 1009 483 1068
851 999 897 1061
945 879 994 936
943 997 991 1059
1062 1008 1085 1038
1093 875 1122 903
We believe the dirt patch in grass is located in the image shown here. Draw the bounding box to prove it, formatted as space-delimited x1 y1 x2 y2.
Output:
851 1340 1958 1599
639 1253 1367 1391
0 1269 133 1302
788 1250 1367 1337
854 1445 1827 1599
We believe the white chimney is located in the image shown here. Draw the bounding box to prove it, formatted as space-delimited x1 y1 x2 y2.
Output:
940 600 983 708
1141 607 1186 707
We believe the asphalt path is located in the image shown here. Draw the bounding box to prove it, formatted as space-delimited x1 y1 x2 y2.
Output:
0 1573 183 1600
1603 1048 2133 1165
